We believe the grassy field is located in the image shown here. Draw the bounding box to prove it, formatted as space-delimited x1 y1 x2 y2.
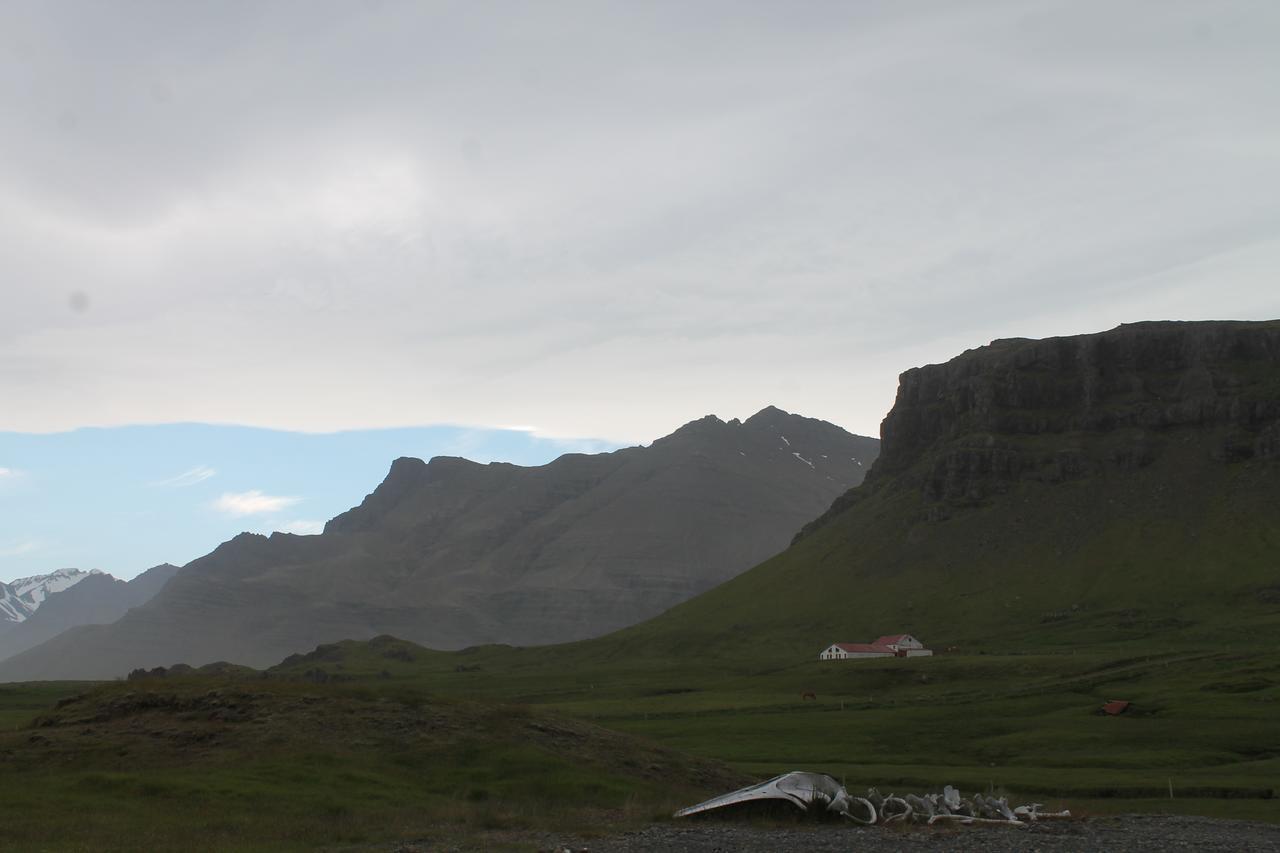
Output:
1 632 1277 849
272 636 1280 814
0 669 743 852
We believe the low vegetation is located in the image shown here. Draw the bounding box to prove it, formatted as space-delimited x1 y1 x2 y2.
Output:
0 671 742 851
271 636 1280 815
3 629 1275 850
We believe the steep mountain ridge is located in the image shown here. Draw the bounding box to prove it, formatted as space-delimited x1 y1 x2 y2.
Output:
0 407 877 679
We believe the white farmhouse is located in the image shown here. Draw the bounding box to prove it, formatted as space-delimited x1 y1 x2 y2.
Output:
818 634 934 660
819 642 895 660
872 634 933 657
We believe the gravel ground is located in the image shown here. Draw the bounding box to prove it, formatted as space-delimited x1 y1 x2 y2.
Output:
530 815 1280 852
393 815 1280 852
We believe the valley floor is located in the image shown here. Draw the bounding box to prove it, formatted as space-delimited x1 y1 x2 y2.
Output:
2 638 1278 850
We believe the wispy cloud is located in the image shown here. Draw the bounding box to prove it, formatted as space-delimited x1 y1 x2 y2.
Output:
150 465 217 487
0 540 40 558
0 467 19 478
279 519 324 535
213 490 300 517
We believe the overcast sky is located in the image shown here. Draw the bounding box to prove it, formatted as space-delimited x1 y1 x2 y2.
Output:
3 0 1279 445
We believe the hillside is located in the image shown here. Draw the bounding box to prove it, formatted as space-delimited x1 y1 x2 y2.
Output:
0 407 877 679
0 564 179 663
605 320 1280 660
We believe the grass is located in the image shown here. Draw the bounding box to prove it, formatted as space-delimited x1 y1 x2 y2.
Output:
6 640 1275 850
260 619 1280 817
0 675 743 851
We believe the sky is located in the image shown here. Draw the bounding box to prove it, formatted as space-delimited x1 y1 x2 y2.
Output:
0 425 617 581
3 1 1279 578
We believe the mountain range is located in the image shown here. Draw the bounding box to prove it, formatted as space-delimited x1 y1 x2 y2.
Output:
0 568 101 624
6 320 1276 681
611 320 1280 659
0 406 877 679
0 564 179 664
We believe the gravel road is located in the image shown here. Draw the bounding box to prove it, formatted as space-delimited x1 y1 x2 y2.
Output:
531 815 1280 852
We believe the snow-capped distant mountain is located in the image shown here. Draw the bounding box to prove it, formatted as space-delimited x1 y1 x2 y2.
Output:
0 584 31 623
0 563 180 663
0 569 101 623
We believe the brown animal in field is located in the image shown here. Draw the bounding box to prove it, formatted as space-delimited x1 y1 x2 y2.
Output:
801 690 817 701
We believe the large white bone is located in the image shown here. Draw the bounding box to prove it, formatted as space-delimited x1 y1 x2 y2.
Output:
675 772 1067 830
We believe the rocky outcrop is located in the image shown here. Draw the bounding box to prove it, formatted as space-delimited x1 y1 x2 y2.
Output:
804 320 1280 531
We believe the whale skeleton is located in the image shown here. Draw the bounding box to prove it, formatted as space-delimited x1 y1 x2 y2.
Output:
674 772 1072 827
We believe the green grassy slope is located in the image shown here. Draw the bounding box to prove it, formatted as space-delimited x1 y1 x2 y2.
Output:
0 673 744 852
611 439 1280 662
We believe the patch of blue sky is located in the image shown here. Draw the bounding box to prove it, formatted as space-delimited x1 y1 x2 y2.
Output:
0 424 620 582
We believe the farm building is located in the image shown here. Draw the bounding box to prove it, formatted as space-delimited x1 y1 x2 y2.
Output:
819 635 934 660
873 634 933 657
819 643 894 660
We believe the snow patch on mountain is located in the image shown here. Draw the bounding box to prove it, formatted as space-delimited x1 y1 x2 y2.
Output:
0 569 102 623
0 586 30 622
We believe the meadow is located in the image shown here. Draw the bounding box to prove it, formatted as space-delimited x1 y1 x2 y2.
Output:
4 630 1274 851
316 635 1280 816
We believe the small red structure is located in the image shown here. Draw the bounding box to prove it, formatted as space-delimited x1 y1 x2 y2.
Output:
1101 700 1131 716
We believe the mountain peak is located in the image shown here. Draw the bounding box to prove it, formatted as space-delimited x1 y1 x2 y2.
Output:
654 414 728 445
747 404 789 419
1 568 102 624
744 405 794 427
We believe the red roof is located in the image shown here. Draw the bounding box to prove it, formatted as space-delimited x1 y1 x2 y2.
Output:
1102 700 1131 716
833 643 894 654
873 634 911 646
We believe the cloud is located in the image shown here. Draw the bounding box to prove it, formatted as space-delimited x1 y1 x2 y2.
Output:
150 465 216 487
0 3 1277 441
279 520 324 536
0 540 40 558
213 490 300 517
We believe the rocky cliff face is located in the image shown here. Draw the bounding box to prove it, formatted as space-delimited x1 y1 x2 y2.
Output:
807 321 1280 529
